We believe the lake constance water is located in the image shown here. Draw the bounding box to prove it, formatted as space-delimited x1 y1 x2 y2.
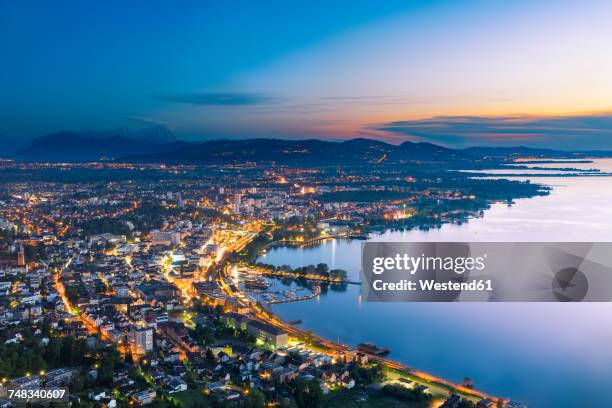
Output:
257 159 612 408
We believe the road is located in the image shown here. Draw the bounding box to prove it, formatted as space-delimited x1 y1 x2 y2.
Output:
214 230 504 404
52 256 127 355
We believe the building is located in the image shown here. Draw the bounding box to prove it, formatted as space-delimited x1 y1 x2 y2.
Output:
476 400 495 408
221 314 288 348
205 381 226 393
17 244 25 266
192 281 227 306
166 378 188 394
158 321 199 353
10 375 40 389
132 389 156 405
440 394 468 408
150 230 181 246
115 285 129 297
44 368 76 387
276 366 299 384
233 193 242 213
128 327 154 355
89 233 126 247
246 320 288 349
135 281 180 302
221 313 248 331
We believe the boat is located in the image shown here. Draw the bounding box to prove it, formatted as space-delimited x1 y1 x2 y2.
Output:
286 319 303 325
357 342 391 356
243 276 270 289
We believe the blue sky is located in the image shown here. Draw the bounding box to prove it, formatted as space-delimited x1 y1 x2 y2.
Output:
2 0 612 150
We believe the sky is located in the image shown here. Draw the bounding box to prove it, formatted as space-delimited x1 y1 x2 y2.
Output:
2 0 612 151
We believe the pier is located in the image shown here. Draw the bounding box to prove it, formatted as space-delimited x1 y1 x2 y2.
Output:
263 285 321 304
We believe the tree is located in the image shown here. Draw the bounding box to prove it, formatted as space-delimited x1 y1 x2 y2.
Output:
44 337 62 367
291 378 323 408
287 351 304 366
205 348 216 363
97 348 121 386
60 336 75 366
70 373 85 393
279 398 298 408
350 363 383 385
190 324 215 346
380 384 431 403
315 263 328 276
242 389 266 408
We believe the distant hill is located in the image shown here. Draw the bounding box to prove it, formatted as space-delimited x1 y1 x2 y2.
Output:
123 138 605 165
388 141 468 162
464 146 566 159
14 129 612 164
79 126 177 144
464 146 612 159
14 127 180 162
120 138 396 165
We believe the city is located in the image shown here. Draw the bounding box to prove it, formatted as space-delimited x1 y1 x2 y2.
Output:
0 159 541 408
3 1 612 407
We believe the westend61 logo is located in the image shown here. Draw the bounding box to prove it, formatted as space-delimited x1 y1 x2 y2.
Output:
361 242 612 302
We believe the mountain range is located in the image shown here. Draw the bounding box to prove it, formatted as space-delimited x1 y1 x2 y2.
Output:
12 127 612 165
13 127 181 162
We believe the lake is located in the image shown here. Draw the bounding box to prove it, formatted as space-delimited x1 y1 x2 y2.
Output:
257 158 612 408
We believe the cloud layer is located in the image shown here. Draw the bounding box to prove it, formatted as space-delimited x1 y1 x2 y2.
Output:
157 92 277 106
371 114 612 150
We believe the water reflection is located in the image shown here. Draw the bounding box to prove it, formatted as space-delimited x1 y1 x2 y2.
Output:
258 159 612 408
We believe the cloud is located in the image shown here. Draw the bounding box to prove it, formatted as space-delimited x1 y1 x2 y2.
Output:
369 113 612 149
125 115 171 127
320 94 435 105
157 92 278 106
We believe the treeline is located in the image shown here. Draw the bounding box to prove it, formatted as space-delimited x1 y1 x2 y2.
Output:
64 283 89 303
80 218 133 238
349 362 384 385
257 262 348 279
79 202 180 237
79 202 228 239
0 331 122 389
380 384 432 404
0 335 86 378
287 378 324 408
316 178 548 204
317 190 412 203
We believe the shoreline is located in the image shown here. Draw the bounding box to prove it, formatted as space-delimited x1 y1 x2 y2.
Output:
220 259 504 405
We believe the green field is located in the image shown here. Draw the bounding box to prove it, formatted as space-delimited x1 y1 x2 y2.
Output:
170 390 211 408
323 389 431 408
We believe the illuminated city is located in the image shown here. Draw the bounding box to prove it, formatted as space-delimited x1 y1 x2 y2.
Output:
2 1 612 407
